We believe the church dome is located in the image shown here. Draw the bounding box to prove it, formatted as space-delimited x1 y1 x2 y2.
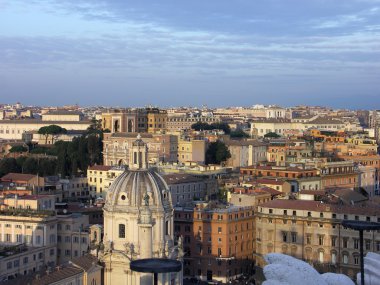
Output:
104 168 171 208
104 135 172 210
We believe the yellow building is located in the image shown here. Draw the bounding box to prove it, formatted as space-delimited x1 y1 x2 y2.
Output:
87 165 124 198
178 138 207 164
147 107 168 133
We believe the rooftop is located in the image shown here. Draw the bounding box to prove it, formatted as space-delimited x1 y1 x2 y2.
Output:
1 173 36 182
259 199 380 216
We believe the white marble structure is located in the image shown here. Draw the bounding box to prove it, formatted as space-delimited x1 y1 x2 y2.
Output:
101 135 182 285
263 253 354 285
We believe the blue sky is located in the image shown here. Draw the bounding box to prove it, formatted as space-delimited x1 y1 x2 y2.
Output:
0 0 380 108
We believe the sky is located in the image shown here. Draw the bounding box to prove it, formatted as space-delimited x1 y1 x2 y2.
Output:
0 0 380 109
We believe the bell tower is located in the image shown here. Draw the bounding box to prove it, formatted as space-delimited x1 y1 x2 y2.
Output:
129 134 148 170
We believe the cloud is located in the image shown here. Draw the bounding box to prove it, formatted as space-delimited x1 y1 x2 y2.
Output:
313 14 365 29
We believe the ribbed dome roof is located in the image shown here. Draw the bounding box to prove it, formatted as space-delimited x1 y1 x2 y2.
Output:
104 168 171 209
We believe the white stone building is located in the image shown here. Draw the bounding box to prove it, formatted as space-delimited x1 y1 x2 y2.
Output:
101 136 183 285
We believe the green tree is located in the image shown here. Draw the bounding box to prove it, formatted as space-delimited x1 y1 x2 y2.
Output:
230 129 249 138
0 158 21 177
264 132 281 138
206 140 231 164
38 159 57 176
191 122 231 134
9 145 28 153
56 141 71 177
211 122 231 134
87 118 103 135
22 157 39 174
38 125 67 144
191 122 211 131
87 134 103 166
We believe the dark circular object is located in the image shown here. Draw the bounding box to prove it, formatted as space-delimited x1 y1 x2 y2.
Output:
121 195 126 200
130 258 182 274
342 220 380 231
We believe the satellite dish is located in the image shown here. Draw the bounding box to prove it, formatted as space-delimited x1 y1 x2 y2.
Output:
63 209 67 214
10 183 14 187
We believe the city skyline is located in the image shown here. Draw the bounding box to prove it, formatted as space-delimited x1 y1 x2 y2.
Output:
1 0 380 108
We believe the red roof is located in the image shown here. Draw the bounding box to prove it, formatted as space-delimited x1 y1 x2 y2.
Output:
1 173 37 182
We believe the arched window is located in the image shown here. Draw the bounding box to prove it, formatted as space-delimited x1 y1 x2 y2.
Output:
318 251 324 263
119 224 125 238
343 253 349 264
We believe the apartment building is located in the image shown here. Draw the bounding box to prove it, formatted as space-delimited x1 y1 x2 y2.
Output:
0 197 57 281
56 213 90 265
87 165 124 198
146 107 168 133
174 202 255 283
319 161 359 190
60 176 89 201
166 116 219 132
162 173 218 206
256 199 380 278
225 140 267 168
177 138 207 164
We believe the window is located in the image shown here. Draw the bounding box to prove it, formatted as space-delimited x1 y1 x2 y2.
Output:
282 232 287 242
119 224 125 238
318 251 324 263
354 255 359 265
343 238 349 248
218 227 222 233
318 235 324 246
306 234 311 245
365 239 371 250
354 239 359 249
291 232 297 243
331 236 337 247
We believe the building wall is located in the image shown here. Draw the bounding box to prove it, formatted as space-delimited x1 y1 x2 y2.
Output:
42 114 81 122
103 133 178 166
0 212 57 281
256 204 380 279
147 109 167 133
61 177 89 200
87 167 124 198
174 204 255 283
0 121 91 140
178 139 206 164
57 214 90 265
